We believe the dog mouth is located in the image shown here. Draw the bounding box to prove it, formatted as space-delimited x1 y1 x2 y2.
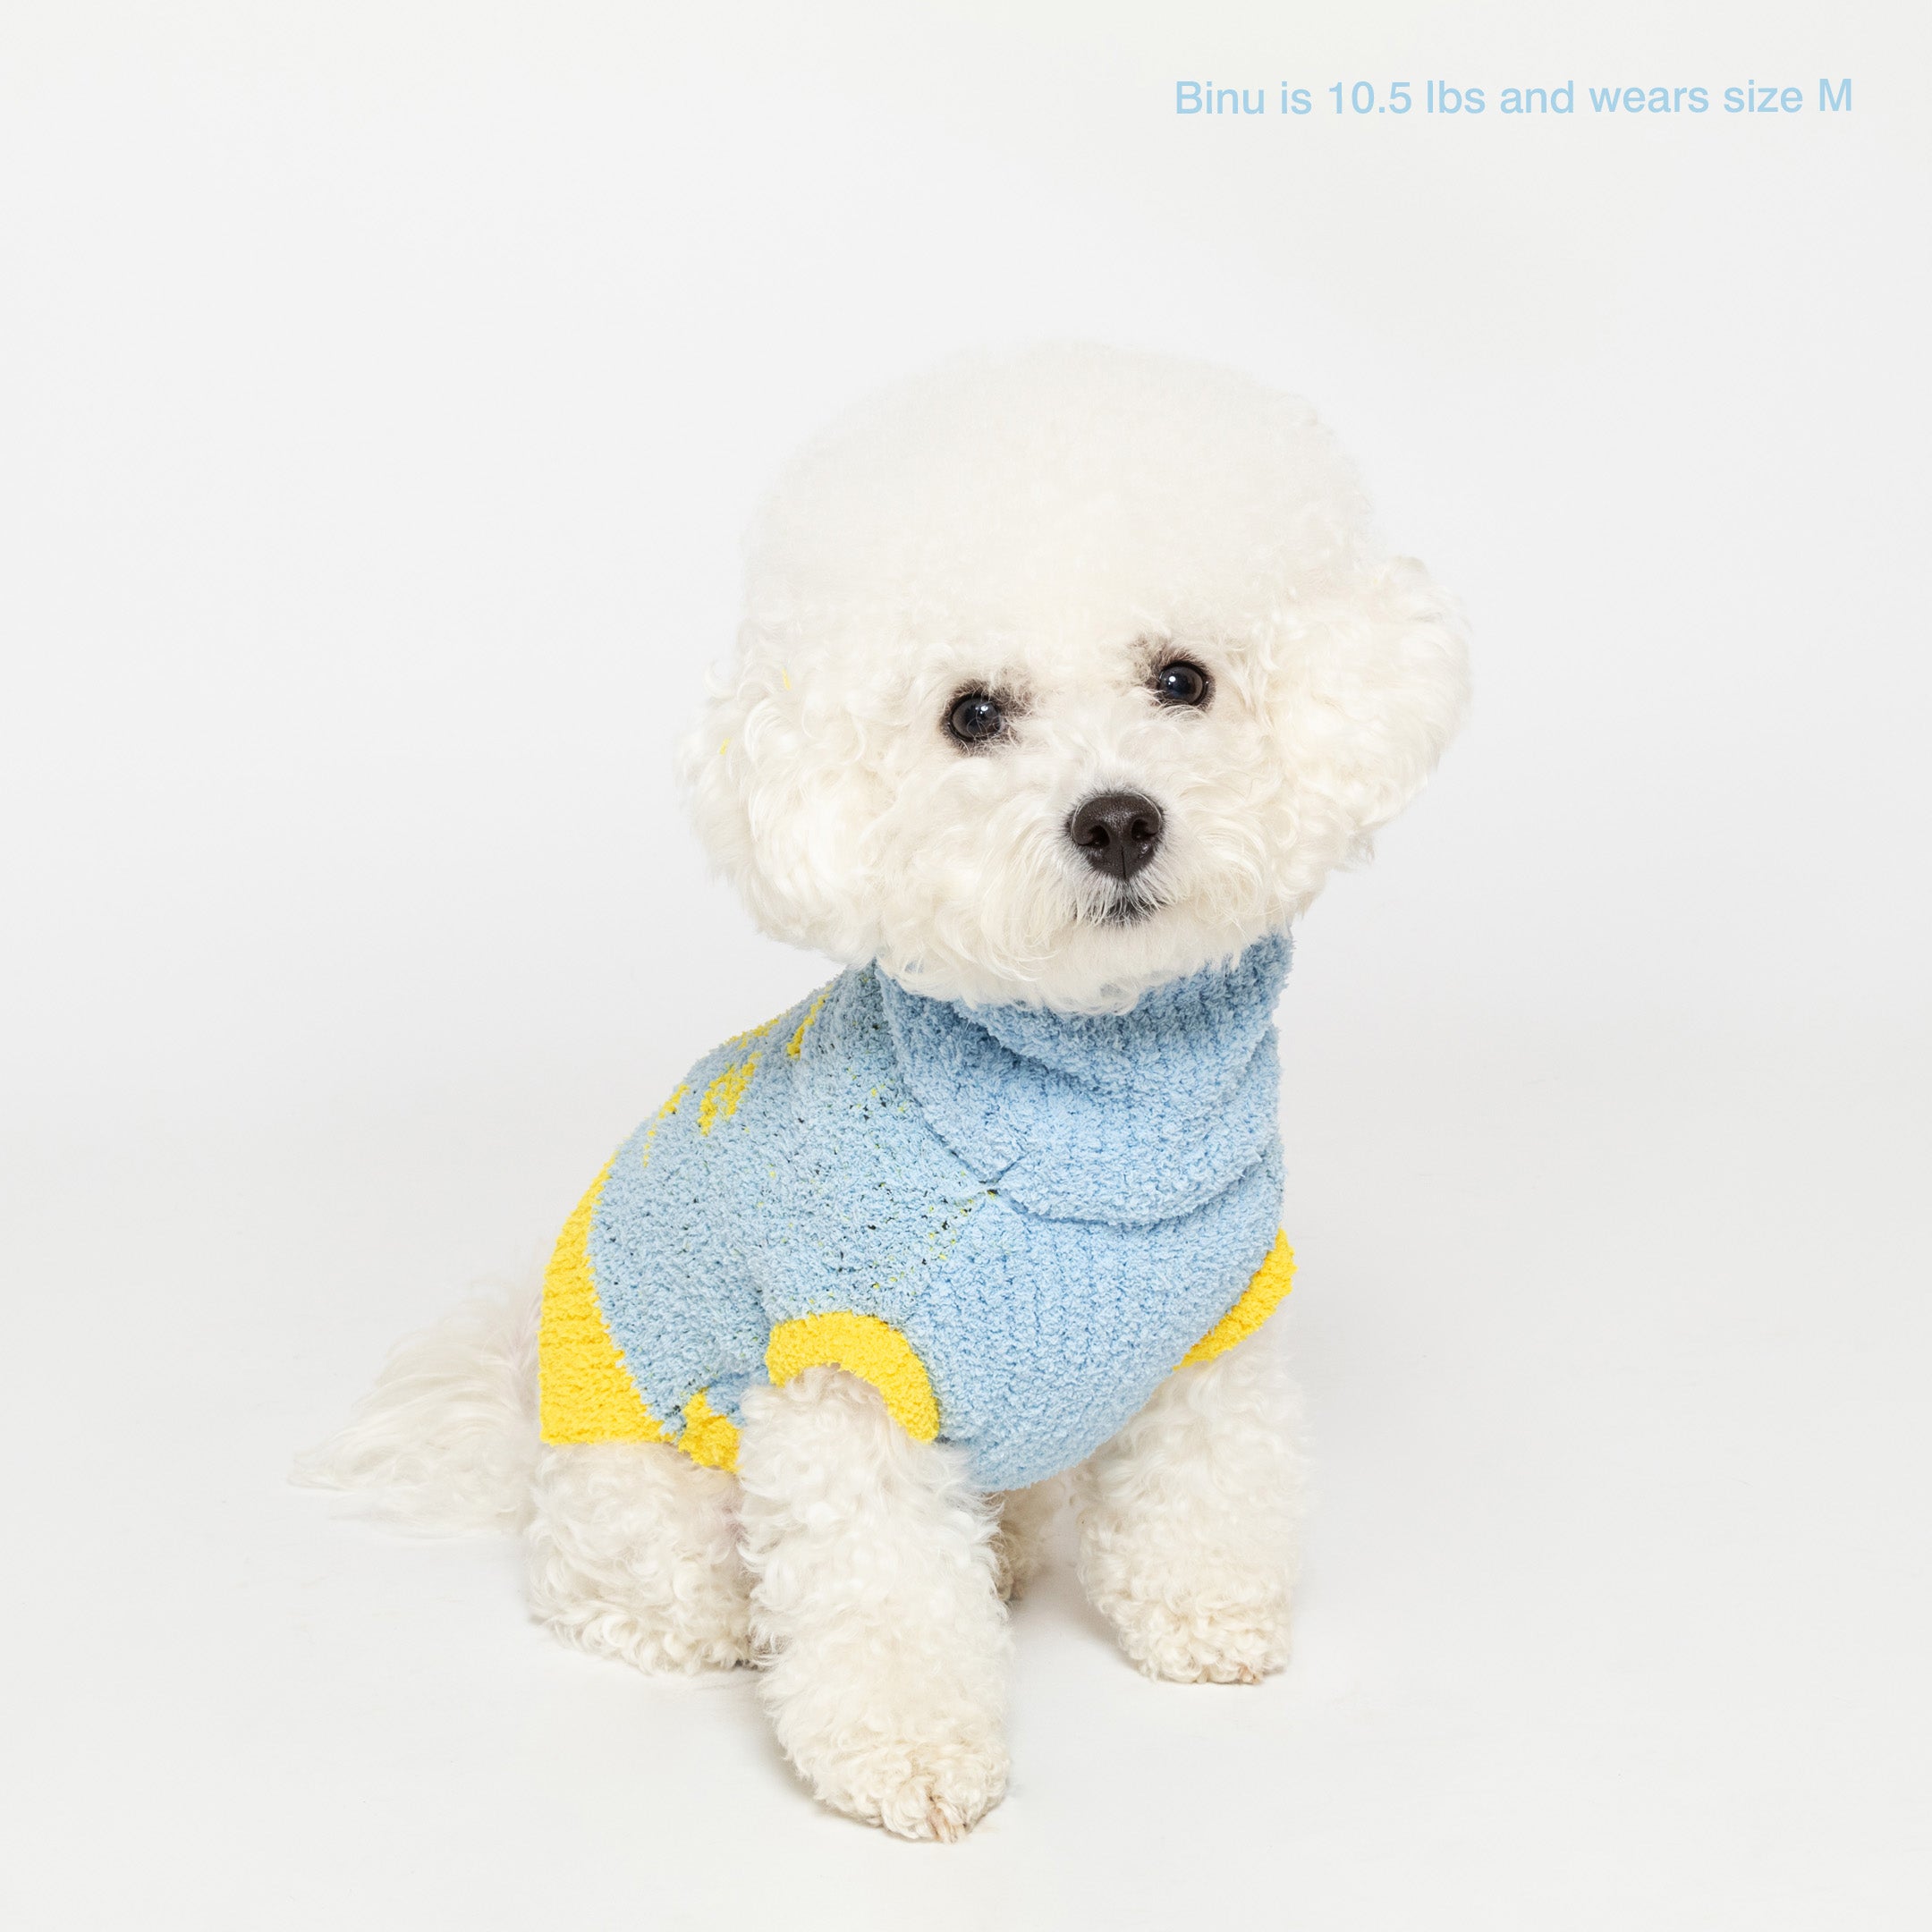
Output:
1095 888 1161 928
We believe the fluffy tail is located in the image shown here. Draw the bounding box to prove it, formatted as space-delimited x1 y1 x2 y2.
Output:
292 1281 541 1534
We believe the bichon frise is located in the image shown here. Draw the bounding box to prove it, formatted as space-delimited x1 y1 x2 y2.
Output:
299 343 1470 1840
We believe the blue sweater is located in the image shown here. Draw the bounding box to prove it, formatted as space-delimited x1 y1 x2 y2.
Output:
538 934 1292 1491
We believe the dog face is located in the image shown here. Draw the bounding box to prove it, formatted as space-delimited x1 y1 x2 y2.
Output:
681 345 1469 1012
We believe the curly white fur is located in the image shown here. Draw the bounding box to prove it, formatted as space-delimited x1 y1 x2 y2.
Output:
737 1368 1012 1840
527 1441 750 1674
1076 1326 1304 1683
299 343 1464 1839
990 1476 1065 1602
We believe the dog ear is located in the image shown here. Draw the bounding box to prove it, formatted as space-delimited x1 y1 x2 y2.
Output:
677 642 892 961
1278 557 1471 855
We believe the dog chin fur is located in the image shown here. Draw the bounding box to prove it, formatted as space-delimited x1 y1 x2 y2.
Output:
298 343 1466 1839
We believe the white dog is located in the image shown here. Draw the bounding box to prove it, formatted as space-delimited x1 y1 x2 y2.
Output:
300 343 1469 1841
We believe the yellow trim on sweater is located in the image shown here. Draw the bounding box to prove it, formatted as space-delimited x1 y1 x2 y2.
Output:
538 1088 687 1445
538 1157 669 1445
676 1389 741 1470
1179 1230 1295 1368
766 1311 941 1442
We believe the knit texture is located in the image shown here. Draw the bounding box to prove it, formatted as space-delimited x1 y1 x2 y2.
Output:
539 932 1292 1491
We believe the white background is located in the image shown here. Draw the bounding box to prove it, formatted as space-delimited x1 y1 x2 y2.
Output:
3 3 1927 1927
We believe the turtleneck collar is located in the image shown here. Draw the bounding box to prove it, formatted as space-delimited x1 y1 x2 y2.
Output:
877 931 1290 1227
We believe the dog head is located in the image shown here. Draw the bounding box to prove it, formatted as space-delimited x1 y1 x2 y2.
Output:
680 344 1469 1012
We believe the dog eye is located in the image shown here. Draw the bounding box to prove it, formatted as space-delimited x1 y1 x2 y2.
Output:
1151 660 1211 708
946 691 1007 747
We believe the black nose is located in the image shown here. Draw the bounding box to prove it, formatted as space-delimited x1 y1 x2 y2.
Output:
1068 791 1164 883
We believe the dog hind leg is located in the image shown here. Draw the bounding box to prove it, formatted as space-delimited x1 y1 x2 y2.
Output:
526 1441 751 1673
990 1477 1065 1600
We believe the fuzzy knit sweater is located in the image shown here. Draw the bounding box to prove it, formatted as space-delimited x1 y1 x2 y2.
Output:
538 932 1295 1492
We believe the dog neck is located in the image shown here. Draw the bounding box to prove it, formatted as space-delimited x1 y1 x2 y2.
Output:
875 931 1290 1228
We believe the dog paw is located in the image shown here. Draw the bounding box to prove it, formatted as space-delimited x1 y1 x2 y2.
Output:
805 1735 1009 1841
1102 1592 1291 1685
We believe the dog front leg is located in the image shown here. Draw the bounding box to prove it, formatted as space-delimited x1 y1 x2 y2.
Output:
735 1365 1010 1840
1074 1327 1304 1683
